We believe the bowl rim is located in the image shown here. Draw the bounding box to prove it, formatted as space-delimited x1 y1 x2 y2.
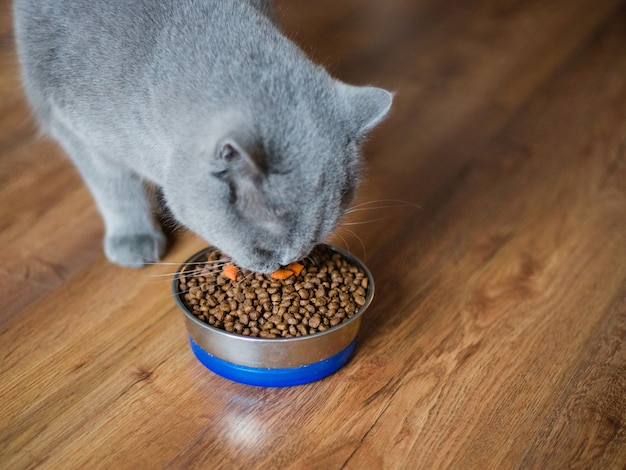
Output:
171 243 375 344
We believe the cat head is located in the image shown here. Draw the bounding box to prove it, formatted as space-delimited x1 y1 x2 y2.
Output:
164 81 392 273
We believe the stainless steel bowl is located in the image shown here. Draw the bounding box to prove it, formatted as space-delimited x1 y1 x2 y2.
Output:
172 244 374 386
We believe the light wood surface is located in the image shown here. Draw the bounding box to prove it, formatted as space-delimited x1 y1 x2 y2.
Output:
2 0 626 468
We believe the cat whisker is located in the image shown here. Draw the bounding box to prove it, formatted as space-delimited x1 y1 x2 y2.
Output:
231 270 255 290
334 227 366 260
348 198 405 208
346 198 424 212
145 266 227 278
141 261 211 268
141 257 232 266
332 231 351 256
144 257 234 281
345 204 422 214
341 216 392 226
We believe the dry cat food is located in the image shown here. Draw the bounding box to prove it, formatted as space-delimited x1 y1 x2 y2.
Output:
178 245 370 338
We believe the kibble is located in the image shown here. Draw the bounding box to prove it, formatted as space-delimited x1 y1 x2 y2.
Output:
178 245 369 338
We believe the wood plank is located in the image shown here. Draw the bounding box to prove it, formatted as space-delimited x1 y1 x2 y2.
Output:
520 289 626 468
1 0 625 468
290 0 625 257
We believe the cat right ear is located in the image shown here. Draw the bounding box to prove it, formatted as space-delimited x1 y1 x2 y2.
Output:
338 83 394 135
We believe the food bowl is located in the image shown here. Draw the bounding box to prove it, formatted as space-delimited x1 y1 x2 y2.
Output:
172 244 374 387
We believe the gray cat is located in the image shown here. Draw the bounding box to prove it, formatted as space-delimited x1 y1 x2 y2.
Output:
13 0 392 273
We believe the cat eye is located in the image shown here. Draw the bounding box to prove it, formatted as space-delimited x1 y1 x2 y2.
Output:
211 168 228 179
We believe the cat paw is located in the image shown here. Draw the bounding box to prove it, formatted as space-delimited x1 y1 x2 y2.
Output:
104 232 167 268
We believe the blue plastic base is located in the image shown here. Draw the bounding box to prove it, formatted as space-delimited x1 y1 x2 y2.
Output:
189 336 357 387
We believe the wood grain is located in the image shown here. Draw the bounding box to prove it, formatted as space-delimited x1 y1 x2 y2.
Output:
1 0 625 468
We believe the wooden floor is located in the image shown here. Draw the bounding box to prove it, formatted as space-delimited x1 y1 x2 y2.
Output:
2 0 626 468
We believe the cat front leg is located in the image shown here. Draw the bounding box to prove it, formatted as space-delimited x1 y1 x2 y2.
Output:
99 182 167 269
83 163 167 268
51 125 166 268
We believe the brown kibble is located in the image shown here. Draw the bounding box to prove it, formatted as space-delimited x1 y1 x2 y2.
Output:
309 315 321 329
179 245 369 338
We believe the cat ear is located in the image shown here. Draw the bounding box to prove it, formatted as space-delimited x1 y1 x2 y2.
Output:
338 83 394 135
216 132 267 178
215 133 268 211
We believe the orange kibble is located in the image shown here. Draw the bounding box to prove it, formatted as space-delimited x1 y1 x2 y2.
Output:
270 268 294 280
286 262 304 276
222 263 239 281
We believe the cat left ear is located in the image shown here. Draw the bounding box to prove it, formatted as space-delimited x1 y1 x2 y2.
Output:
338 83 394 135
217 132 267 177
216 133 270 212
